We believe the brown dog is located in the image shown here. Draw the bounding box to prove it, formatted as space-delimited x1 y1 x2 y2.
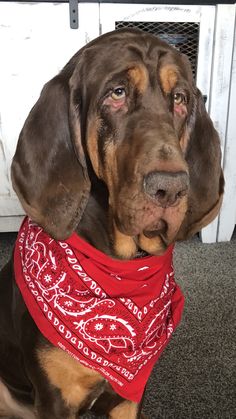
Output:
0 29 223 418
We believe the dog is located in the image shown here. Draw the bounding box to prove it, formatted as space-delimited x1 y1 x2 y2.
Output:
0 28 224 419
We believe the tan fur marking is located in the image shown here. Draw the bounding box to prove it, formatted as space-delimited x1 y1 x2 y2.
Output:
104 142 119 185
109 400 138 419
113 222 137 259
159 65 179 94
180 127 190 154
38 347 103 408
87 118 101 177
128 65 148 93
103 142 120 209
138 234 165 255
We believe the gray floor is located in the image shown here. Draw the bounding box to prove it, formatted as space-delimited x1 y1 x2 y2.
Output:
0 231 235 419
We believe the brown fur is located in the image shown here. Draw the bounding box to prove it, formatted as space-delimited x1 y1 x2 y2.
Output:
0 28 223 418
86 118 101 178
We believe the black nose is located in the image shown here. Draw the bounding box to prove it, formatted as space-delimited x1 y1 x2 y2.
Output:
143 171 189 207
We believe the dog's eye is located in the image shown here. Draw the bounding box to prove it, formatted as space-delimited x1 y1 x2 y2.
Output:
174 92 187 105
111 87 126 100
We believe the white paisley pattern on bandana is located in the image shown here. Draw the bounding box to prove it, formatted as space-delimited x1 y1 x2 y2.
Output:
14 217 184 402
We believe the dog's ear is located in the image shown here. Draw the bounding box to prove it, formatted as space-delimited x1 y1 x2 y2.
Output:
11 74 91 239
177 89 224 240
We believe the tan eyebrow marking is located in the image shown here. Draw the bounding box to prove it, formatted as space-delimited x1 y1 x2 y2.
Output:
159 64 179 94
128 65 148 93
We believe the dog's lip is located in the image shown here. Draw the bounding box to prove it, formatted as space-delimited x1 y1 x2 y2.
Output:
143 230 163 239
134 248 149 258
116 217 169 244
143 219 167 238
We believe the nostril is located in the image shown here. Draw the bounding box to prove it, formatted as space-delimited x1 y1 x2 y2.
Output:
155 189 187 200
155 189 166 200
176 189 187 199
144 171 189 207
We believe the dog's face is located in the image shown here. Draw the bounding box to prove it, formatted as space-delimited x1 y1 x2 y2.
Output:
11 29 224 258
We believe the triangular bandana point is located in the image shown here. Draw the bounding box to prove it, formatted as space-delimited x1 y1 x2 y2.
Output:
14 217 184 402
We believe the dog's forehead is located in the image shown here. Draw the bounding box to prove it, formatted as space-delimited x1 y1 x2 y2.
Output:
69 29 190 95
83 29 173 65
77 30 182 86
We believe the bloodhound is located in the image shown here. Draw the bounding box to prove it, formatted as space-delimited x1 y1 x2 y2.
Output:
0 29 224 419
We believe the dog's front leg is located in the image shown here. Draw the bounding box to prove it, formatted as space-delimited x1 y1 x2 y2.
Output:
35 346 105 418
108 400 139 419
108 397 148 419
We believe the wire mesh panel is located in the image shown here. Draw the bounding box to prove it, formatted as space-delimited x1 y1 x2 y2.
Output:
115 21 199 78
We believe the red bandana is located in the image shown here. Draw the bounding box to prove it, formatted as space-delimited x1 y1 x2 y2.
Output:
14 217 184 403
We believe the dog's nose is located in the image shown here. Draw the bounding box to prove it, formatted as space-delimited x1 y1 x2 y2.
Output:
143 171 189 207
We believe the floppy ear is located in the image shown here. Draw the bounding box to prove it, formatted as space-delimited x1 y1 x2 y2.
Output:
177 89 224 240
11 74 91 240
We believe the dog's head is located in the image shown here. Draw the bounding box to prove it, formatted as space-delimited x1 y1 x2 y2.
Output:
11 29 224 259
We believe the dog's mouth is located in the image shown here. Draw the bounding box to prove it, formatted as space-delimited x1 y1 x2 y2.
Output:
135 220 168 257
113 200 187 259
132 229 169 259
143 219 167 239
134 248 149 258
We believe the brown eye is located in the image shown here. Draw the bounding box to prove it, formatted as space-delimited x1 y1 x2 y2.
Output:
174 92 186 105
111 87 126 100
